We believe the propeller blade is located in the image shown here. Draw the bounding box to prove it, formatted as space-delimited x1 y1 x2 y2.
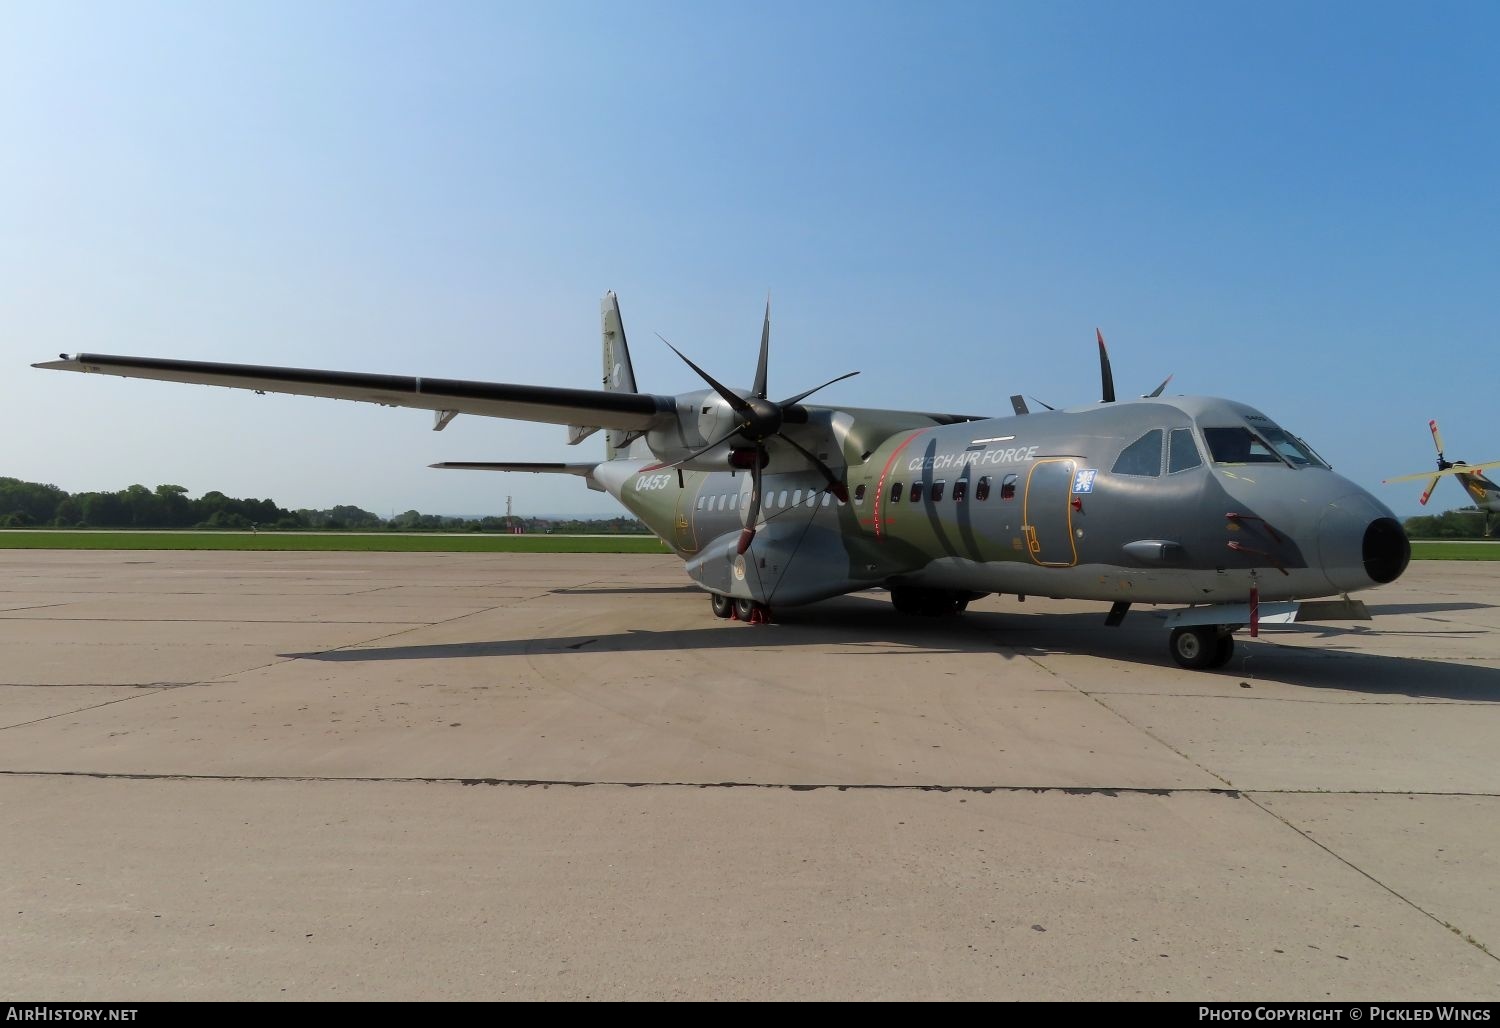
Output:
1384 460 1500 485
1429 418 1446 460
660 336 752 416
753 296 770 400
1097 328 1115 403
776 432 849 503
1146 373 1173 398
778 370 859 407
1383 469 1439 485
1420 475 1442 506
737 451 764 554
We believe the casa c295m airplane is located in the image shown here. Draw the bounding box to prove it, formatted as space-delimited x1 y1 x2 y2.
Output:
35 292 1410 670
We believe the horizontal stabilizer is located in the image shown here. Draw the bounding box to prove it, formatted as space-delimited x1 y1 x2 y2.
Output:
429 462 598 476
430 461 604 492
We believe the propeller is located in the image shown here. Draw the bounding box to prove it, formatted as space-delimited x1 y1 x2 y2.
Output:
658 299 858 554
1097 328 1115 403
1382 419 1500 505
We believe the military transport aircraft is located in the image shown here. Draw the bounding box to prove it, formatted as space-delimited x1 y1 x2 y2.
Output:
34 292 1410 669
1384 419 1500 536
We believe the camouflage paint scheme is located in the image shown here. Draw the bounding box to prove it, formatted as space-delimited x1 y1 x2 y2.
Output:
601 394 1397 610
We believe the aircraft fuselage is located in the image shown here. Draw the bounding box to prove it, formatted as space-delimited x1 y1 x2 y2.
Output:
602 395 1407 610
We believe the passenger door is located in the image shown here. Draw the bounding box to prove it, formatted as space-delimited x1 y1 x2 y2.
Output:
1022 459 1077 566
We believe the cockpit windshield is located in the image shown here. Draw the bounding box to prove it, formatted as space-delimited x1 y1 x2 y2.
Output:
1257 424 1327 468
1202 423 1328 469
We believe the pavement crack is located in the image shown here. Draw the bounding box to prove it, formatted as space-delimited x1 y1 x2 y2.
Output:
1240 791 1500 965
0 770 1249 794
1015 650 1236 788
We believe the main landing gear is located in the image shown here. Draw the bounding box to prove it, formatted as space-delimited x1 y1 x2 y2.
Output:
709 593 772 624
889 586 972 618
1168 626 1236 670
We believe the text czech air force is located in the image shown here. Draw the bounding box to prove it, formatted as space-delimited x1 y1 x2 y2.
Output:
908 445 1040 473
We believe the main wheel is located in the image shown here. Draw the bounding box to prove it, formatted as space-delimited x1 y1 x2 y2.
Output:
1169 626 1219 670
710 593 733 619
1210 634 1235 669
733 597 756 622
890 587 921 616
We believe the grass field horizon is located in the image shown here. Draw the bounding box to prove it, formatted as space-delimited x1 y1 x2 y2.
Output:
0 530 671 553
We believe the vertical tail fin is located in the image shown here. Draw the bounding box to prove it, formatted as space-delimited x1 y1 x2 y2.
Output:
600 291 641 459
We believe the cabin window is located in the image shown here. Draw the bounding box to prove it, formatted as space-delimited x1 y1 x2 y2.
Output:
806 491 818 508
821 493 832 507
854 483 867 504
975 476 990 501
890 482 903 503
1112 429 1164 477
792 490 803 506
719 494 728 510
696 496 705 510
1001 474 1017 500
1203 427 1280 465
1168 429 1203 473
931 481 945 502
953 480 968 503
910 482 924 503
777 490 788 507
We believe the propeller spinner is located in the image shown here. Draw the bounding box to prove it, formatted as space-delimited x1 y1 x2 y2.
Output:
654 300 857 554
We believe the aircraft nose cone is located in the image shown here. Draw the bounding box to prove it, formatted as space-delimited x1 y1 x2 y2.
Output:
1362 516 1411 584
1318 492 1409 592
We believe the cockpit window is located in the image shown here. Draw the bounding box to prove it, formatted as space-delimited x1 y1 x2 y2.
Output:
1202 427 1281 464
1168 428 1203 473
1112 429 1163 477
1203 425 1327 468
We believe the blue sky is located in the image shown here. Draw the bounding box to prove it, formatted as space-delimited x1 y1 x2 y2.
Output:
3 1 1496 518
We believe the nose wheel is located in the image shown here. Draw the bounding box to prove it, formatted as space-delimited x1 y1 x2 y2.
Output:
1169 626 1236 670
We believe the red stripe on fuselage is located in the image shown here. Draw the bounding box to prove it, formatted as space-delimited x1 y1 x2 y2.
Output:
872 430 928 540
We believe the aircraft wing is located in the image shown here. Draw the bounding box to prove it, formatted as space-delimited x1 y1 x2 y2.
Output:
32 353 675 432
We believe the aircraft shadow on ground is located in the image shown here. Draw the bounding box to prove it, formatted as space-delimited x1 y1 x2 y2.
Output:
1365 601 1497 616
549 585 703 595
282 594 1500 703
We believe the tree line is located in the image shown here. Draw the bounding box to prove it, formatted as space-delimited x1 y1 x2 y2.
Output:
0 478 650 534
1401 509 1493 539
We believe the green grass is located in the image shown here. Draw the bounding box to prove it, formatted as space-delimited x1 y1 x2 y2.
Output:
0 531 672 554
1409 540 1500 561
